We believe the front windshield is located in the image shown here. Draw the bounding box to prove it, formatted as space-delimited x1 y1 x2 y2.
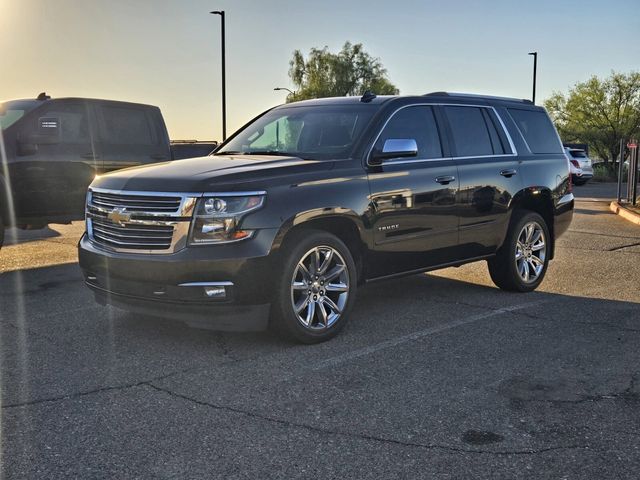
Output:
216 104 377 160
0 100 39 130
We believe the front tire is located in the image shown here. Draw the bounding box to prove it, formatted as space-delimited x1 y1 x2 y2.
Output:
270 230 358 344
488 211 550 292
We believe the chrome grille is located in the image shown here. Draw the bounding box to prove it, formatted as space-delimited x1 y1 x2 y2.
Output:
89 217 174 250
86 188 197 254
91 190 182 213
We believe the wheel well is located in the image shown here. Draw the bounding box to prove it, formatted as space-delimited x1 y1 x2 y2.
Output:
279 217 366 283
511 189 555 258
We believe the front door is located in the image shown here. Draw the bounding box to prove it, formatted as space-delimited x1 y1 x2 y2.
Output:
366 105 459 278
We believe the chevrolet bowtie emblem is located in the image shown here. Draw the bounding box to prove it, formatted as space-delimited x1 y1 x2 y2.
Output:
107 207 131 226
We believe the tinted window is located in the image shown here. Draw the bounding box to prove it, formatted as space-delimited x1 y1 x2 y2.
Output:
36 103 90 143
102 106 153 145
374 106 442 160
481 109 505 154
569 149 586 158
508 108 562 154
444 106 493 157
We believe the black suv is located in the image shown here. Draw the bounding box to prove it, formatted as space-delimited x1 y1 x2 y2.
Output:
79 92 574 343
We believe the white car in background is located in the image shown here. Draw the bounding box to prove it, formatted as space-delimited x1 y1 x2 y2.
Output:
565 147 593 186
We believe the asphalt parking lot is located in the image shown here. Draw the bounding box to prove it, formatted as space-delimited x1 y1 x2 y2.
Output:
1 184 639 479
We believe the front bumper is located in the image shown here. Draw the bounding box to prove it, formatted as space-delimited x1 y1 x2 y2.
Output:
78 229 279 331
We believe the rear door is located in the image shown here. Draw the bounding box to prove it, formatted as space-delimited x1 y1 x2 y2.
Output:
366 105 460 278
442 105 523 258
96 104 169 173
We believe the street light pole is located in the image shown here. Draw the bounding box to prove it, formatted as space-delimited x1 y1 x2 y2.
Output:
210 10 226 141
274 87 295 101
528 51 537 104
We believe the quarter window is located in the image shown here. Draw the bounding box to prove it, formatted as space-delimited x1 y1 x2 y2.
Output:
508 108 562 154
374 106 442 160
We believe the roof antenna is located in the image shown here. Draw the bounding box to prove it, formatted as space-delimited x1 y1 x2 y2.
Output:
37 92 50 101
360 91 376 103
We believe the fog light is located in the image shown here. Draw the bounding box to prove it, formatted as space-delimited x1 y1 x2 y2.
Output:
204 286 226 298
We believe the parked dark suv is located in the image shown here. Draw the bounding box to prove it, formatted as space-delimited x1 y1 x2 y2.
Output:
79 92 574 343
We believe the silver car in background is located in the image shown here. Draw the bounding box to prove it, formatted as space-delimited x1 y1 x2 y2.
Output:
565 147 594 185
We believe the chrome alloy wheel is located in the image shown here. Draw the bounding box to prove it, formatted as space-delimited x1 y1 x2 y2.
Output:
515 221 547 283
291 245 350 330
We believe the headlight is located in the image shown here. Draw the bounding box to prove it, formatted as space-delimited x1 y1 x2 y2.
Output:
189 194 265 245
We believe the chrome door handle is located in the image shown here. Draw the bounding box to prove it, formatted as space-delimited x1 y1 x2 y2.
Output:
435 175 456 185
500 169 517 177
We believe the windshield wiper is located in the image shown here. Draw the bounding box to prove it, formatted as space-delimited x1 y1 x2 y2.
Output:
214 150 242 155
243 150 296 156
215 150 296 156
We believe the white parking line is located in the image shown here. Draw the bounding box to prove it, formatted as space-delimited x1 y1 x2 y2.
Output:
313 300 547 371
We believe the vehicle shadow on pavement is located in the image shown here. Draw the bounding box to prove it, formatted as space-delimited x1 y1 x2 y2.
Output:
2 225 62 247
1 261 638 354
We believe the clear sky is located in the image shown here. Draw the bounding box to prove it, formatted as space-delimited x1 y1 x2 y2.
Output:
1 0 638 140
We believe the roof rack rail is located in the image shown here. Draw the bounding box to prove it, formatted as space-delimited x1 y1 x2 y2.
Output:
423 91 533 104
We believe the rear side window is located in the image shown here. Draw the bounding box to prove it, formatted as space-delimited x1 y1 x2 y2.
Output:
508 108 562 154
444 106 495 157
101 106 154 145
375 105 442 160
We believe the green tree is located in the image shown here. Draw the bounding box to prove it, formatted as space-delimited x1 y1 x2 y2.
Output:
287 42 399 102
544 71 640 165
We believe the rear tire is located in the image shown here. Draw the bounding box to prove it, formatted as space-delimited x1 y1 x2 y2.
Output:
488 211 550 292
270 229 358 344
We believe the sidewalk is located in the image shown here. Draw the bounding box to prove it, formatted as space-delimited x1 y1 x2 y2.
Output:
572 181 639 225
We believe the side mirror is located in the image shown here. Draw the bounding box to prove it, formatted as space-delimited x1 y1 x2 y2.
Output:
369 138 418 166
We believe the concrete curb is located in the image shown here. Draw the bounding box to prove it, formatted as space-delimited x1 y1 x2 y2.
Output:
609 201 640 226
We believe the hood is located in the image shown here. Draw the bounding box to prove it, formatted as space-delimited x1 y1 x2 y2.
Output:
91 154 328 192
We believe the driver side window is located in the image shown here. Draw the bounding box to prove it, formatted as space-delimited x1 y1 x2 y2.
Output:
375 106 443 160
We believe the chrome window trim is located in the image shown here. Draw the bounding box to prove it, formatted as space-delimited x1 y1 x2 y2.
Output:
366 103 519 167
376 157 453 166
